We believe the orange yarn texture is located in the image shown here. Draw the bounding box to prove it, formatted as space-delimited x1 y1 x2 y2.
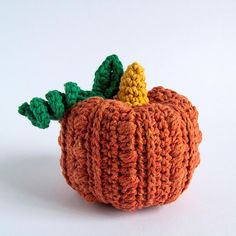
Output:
59 86 202 211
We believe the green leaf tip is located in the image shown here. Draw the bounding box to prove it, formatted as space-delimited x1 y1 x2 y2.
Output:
18 54 124 129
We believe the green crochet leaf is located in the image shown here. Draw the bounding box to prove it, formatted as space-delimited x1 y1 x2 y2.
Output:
18 54 124 129
92 54 124 98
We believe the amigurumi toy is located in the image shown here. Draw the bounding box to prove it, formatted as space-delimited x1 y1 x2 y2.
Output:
19 55 202 211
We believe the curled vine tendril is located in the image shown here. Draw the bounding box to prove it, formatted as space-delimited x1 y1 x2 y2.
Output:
18 54 123 129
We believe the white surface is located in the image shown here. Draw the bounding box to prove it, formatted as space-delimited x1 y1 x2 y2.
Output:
0 0 236 235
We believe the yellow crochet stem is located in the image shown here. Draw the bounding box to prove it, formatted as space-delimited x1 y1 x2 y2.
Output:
116 62 149 107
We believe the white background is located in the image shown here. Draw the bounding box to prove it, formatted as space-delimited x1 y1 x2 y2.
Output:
0 0 235 235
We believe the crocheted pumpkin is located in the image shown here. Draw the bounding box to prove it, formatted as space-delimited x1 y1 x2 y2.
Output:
19 55 202 211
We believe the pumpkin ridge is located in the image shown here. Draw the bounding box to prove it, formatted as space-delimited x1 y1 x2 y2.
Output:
59 114 71 187
77 98 103 201
138 107 149 207
99 104 111 204
107 101 122 208
71 106 90 198
146 105 158 206
170 104 194 194
158 105 172 204
152 104 162 206
90 100 111 202
64 108 80 192
84 98 104 200
137 105 157 207
134 108 146 208
117 108 138 210
164 104 186 203
98 100 124 205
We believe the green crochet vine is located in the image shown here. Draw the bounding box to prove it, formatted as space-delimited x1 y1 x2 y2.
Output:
18 54 124 129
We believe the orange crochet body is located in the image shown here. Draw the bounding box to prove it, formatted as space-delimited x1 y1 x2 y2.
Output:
59 86 202 211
